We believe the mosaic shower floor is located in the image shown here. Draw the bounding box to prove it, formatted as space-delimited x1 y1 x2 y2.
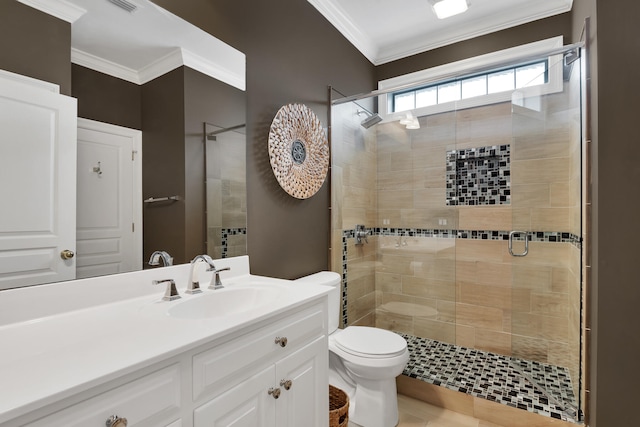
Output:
399 333 580 423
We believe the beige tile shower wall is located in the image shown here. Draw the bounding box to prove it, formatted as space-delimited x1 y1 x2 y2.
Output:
375 236 457 342
373 94 581 371
455 239 575 363
346 235 377 327
377 112 458 230
331 102 378 327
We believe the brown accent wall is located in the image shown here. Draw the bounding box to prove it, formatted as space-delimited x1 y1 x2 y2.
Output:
71 65 142 129
0 1 71 95
141 68 187 263
576 1 640 426
151 0 376 279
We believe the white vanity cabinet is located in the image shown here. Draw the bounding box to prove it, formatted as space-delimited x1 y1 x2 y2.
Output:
192 303 328 427
7 297 328 427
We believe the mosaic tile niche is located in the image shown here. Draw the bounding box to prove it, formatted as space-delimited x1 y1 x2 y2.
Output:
446 144 511 206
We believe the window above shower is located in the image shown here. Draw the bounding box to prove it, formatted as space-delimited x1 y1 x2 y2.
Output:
377 36 564 121
392 60 548 113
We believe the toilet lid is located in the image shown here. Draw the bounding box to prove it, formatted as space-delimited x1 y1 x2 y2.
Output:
334 326 407 358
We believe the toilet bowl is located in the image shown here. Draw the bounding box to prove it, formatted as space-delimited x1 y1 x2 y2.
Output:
296 272 409 427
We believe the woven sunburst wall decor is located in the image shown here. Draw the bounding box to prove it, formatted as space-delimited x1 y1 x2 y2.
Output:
268 103 329 199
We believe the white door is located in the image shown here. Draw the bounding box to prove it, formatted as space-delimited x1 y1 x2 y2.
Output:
0 70 77 290
76 119 142 279
193 366 276 427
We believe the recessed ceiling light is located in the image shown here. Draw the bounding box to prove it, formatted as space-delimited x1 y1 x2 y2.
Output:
429 0 470 19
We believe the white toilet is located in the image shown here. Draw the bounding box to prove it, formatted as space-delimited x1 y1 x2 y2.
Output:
296 272 409 427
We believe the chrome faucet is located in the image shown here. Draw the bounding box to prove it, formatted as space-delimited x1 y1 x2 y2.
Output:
187 255 216 294
148 250 173 267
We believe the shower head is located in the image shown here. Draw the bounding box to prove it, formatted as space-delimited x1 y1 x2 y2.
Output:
357 110 383 129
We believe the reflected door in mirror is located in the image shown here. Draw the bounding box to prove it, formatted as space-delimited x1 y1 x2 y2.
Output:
76 119 142 279
0 71 77 290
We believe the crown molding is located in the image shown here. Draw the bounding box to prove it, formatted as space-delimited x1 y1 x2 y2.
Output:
306 0 378 64
137 49 184 85
72 47 246 90
71 48 141 84
376 1 573 65
17 0 86 23
181 49 245 92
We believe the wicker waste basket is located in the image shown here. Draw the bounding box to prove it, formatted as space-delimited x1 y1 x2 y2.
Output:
329 385 349 427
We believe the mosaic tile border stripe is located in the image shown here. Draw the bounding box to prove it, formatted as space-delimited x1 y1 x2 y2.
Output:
220 227 247 258
341 230 352 326
399 333 580 423
369 227 581 247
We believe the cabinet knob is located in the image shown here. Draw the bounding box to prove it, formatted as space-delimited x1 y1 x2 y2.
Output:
268 387 281 399
105 415 128 427
274 336 288 347
280 379 293 390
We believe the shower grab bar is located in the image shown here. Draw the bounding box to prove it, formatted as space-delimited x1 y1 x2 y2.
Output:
508 231 529 257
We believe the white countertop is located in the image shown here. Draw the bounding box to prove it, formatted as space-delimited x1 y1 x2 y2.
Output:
0 256 330 424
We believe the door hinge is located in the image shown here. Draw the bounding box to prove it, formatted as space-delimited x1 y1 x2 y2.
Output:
132 150 138 161
132 222 135 232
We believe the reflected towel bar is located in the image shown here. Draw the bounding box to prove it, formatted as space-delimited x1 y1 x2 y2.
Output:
144 196 181 204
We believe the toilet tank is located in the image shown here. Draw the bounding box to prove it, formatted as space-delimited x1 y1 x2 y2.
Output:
295 271 341 333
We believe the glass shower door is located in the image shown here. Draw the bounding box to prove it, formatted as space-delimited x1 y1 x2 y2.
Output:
509 48 583 422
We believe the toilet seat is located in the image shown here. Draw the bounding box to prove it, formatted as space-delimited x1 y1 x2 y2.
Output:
334 326 407 359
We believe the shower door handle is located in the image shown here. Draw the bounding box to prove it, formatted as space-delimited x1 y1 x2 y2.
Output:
508 231 529 257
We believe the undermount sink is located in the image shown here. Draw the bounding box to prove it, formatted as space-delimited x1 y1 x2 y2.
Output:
167 286 284 319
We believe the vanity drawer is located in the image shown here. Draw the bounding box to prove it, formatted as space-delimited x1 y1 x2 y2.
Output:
192 303 325 401
25 364 181 427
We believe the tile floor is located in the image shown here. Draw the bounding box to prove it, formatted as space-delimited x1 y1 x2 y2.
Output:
400 334 579 423
348 394 505 427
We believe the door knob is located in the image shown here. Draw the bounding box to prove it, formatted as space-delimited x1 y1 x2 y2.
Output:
60 249 75 260
274 336 288 347
268 387 281 399
280 379 293 390
105 415 128 427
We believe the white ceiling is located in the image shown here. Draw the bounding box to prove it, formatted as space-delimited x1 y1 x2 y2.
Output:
18 0 573 87
307 0 573 65
17 0 245 89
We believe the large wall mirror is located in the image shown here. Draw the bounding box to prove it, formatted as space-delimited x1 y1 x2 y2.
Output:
0 0 246 290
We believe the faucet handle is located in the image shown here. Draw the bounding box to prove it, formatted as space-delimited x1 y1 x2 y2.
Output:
209 267 231 290
152 279 181 301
